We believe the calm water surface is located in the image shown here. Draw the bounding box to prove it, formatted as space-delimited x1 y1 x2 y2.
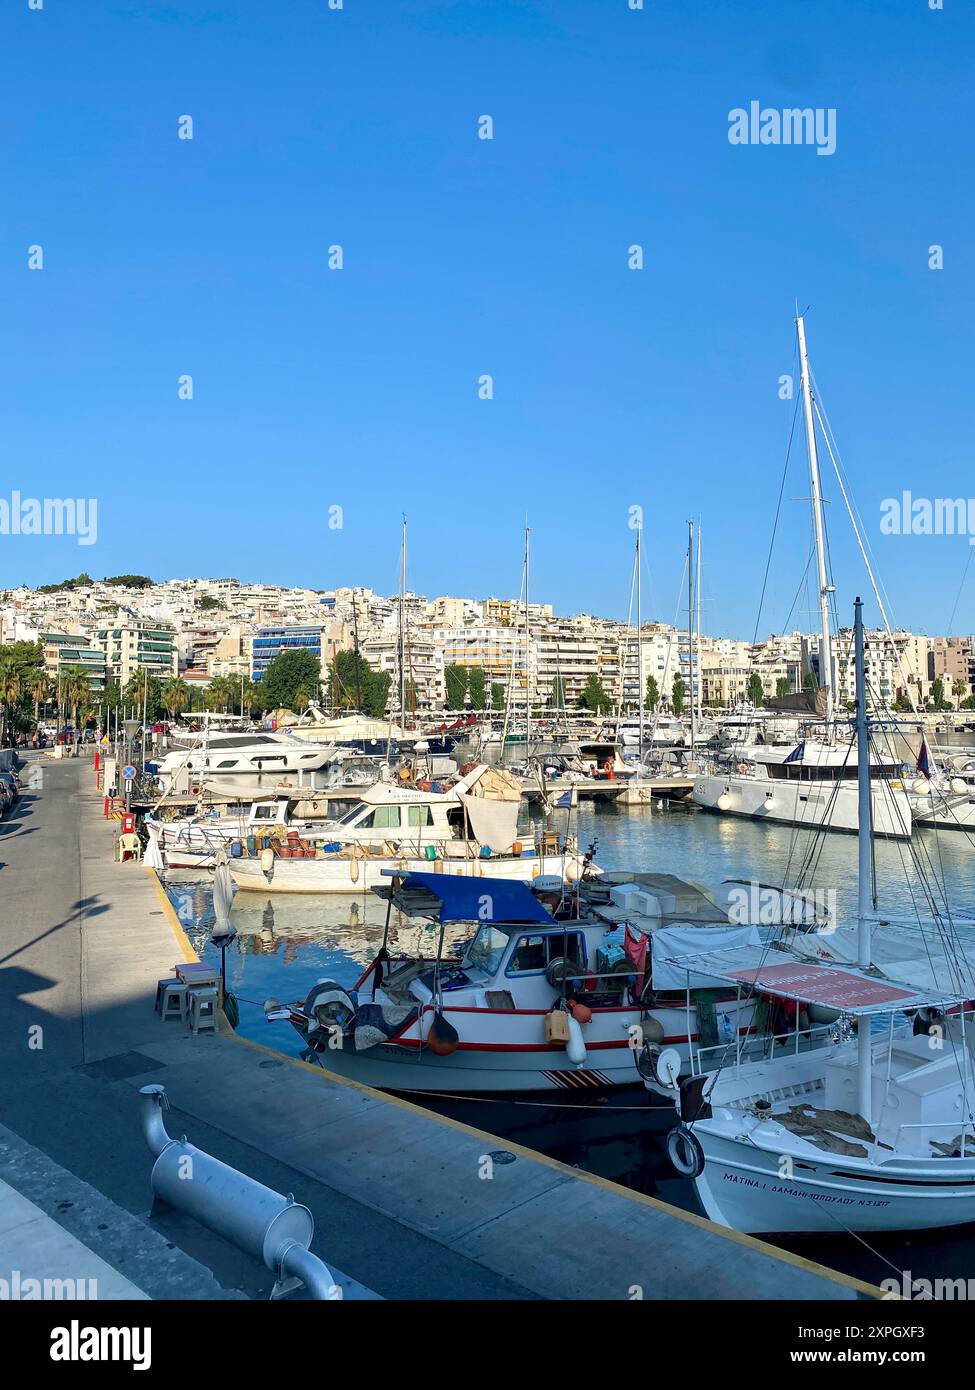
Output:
164 797 975 1289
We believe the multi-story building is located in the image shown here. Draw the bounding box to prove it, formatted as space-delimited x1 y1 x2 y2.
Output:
361 634 445 712
929 636 974 703
40 633 107 693
91 621 178 687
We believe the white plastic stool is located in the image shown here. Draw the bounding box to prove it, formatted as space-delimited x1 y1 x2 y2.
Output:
188 985 218 1035
159 980 189 1022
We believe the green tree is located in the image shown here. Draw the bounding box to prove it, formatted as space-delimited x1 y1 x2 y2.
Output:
467 666 487 710
931 678 946 712
0 658 22 746
122 669 163 721
579 674 610 714
198 595 227 612
671 673 685 717
363 668 392 718
204 675 237 712
803 671 819 692
775 676 790 698
644 674 659 712
551 675 567 710
60 665 93 732
747 673 765 706
261 649 322 711
445 664 468 709
490 682 505 711
161 677 189 720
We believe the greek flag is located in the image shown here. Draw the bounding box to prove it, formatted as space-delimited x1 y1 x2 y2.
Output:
554 789 574 809
783 740 806 764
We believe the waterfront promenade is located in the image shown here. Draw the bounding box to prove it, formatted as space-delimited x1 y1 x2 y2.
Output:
0 754 881 1301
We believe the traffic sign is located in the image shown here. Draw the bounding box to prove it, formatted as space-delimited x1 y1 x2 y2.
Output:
121 765 137 781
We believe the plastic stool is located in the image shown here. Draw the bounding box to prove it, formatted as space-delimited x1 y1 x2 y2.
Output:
188 985 218 1036
154 976 177 1014
159 980 189 1022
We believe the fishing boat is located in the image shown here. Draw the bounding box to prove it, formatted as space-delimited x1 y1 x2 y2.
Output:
227 764 594 893
263 871 771 1093
656 596 975 1234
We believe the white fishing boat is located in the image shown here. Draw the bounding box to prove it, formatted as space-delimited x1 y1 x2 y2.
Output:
657 595 975 1235
227 764 593 893
263 872 770 1093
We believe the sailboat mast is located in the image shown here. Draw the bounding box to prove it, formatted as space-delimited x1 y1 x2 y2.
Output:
695 518 702 728
687 520 697 754
398 516 407 723
853 594 874 1124
796 313 834 726
637 519 644 760
524 525 531 750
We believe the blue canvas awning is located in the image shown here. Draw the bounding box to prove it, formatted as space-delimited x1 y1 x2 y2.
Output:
379 870 556 924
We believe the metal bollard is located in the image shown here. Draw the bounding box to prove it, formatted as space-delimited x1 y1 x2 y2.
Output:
139 1084 337 1300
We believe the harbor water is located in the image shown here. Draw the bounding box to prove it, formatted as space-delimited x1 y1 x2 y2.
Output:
163 796 975 1289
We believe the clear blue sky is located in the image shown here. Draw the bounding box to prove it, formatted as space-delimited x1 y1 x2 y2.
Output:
2 0 972 638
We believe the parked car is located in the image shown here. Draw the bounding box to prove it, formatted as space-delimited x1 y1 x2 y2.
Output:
0 771 20 808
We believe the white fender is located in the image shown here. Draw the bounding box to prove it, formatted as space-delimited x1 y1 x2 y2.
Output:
566 1013 587 1065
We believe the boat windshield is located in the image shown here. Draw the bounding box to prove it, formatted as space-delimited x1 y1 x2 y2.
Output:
465 924 513 976
335 805 365 825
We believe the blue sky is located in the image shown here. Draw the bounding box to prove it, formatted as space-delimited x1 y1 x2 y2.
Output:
2 0 972 637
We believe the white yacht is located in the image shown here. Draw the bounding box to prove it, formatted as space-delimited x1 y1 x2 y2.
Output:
692 737 912 838
155 731 336 782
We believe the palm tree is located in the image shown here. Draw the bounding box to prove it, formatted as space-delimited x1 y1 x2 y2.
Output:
60 665 92 735
0 659 22 748
204 676 236 712
161 676 189 722
30 669 51 723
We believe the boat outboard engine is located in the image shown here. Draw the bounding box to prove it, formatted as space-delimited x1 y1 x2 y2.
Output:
302 979 357 1049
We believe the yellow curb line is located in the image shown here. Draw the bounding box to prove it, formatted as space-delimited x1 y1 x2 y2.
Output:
147 868 199 965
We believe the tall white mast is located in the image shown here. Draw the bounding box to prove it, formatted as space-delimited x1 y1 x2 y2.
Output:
398 515 407 723
687 520 697 753
637 518 644 759
524 525 531 749
695 518 702 726
796 313 834 726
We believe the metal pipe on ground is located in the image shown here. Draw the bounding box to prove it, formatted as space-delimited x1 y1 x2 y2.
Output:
139 1083 337 1300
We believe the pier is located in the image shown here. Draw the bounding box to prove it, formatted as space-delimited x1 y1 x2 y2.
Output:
0 753 881 1301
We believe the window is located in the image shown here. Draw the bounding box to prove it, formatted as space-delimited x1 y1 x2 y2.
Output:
407 805 433 827
466 926 511 976
507 932 586 976
358 806 401 829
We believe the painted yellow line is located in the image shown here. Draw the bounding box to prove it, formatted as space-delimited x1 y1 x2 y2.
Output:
146 868 199 965
221 1027 882 1300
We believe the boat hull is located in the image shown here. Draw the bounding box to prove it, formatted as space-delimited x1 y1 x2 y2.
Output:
230 851 593 893
692 1125 975 1234
692 773 912 838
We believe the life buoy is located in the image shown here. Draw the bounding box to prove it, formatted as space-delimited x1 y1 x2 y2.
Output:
666 1124 705 1178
